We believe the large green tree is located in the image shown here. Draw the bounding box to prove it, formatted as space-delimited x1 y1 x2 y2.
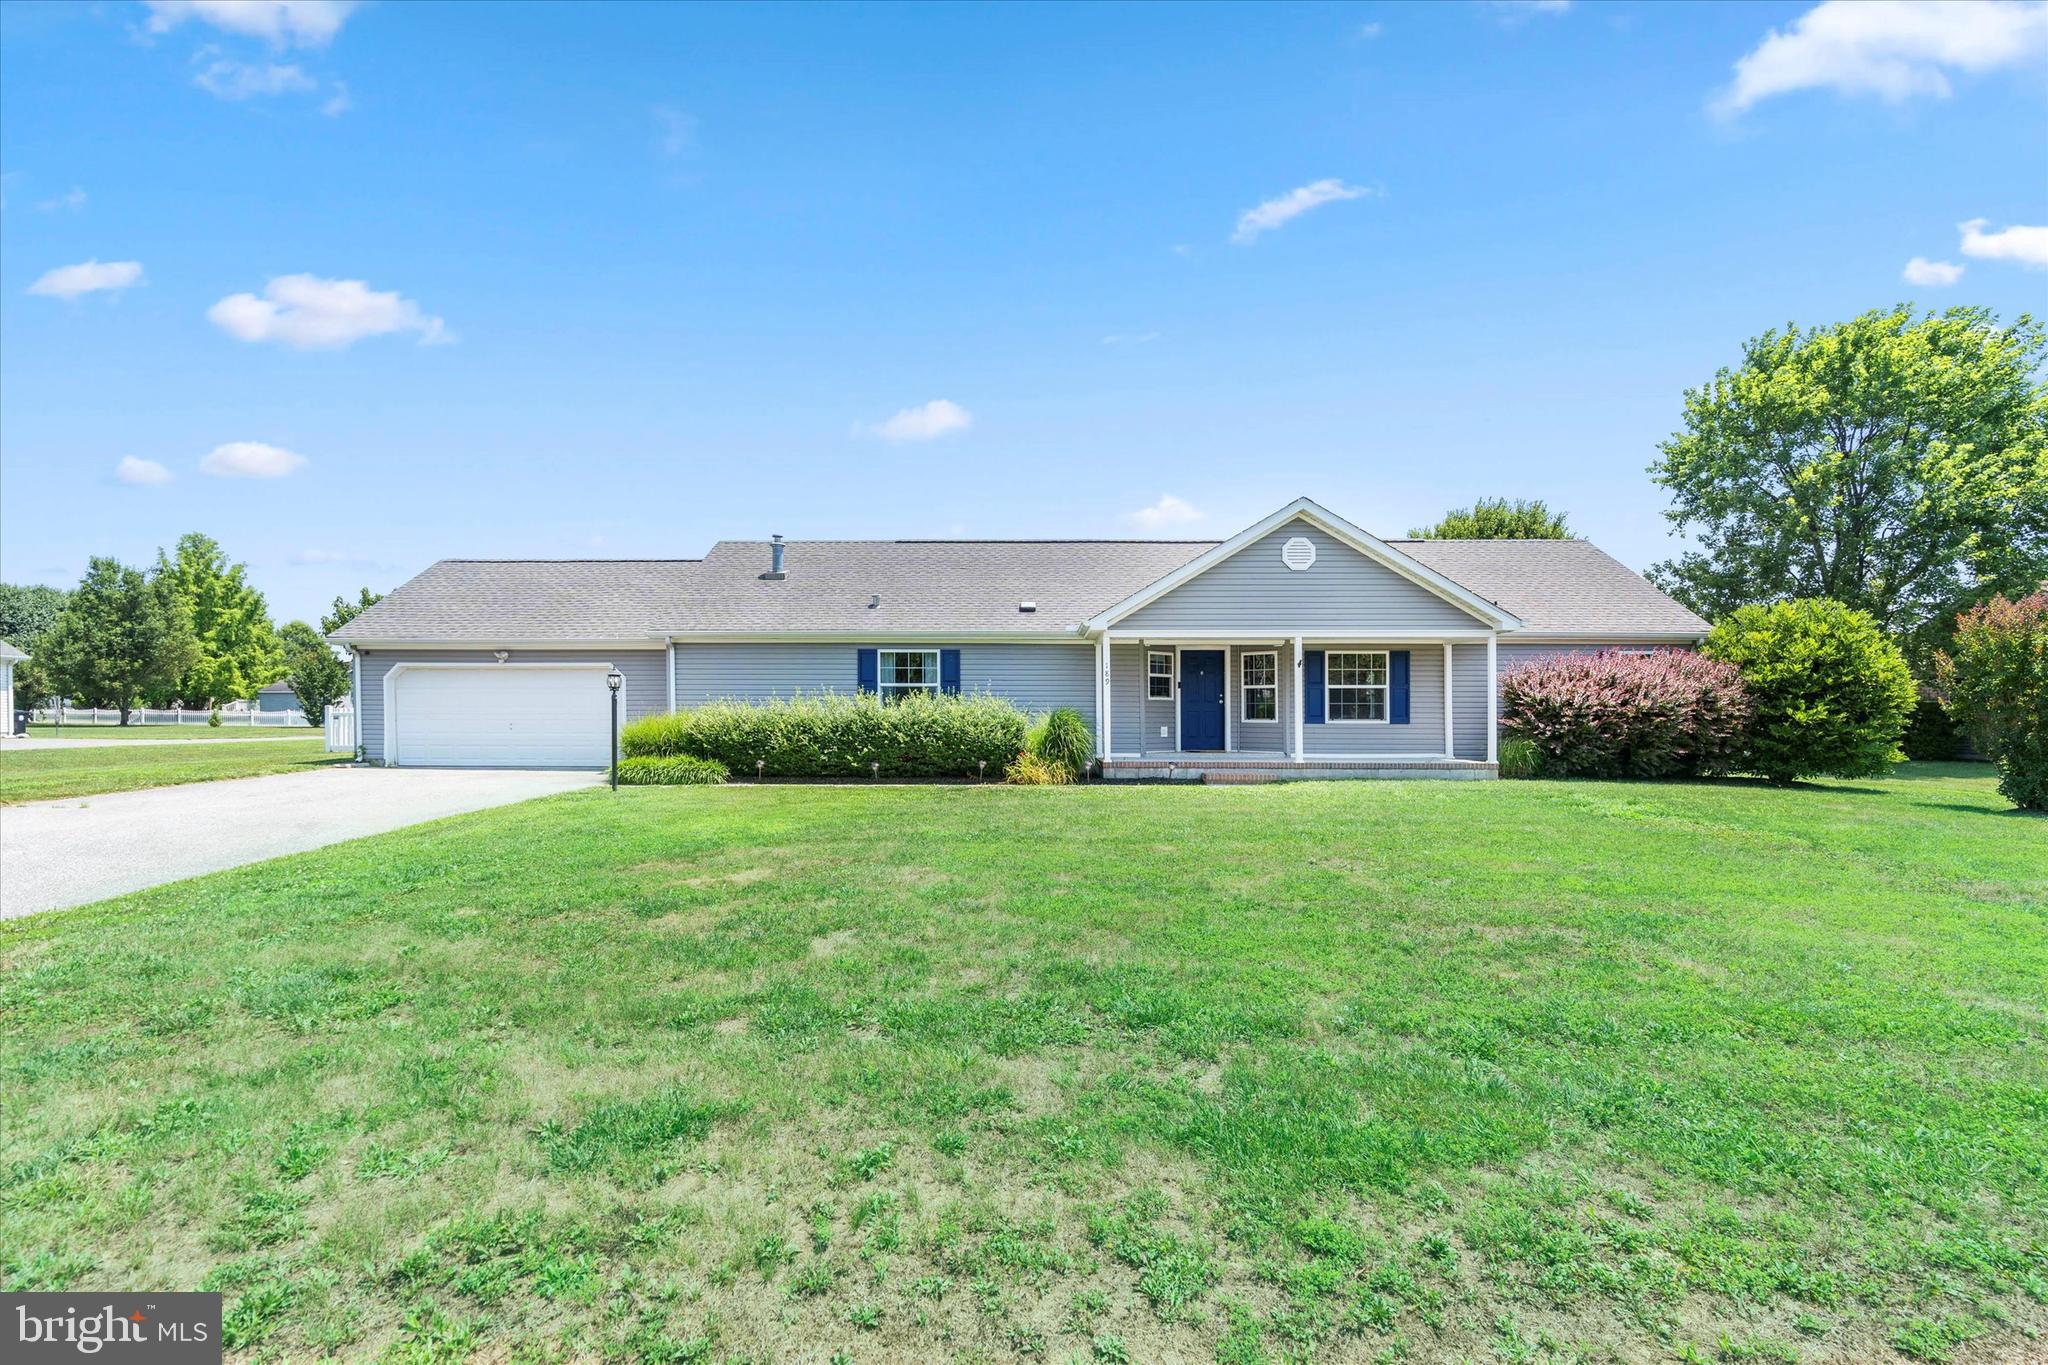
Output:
39 559 198 724
153 532 284 705
1408 497 1576 540
0 582 70 705
321 588 383 636
1649 306 2048 642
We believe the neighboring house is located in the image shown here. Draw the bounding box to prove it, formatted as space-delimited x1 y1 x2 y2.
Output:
0 639 25 726
255 680 302 713
329 497 1708 777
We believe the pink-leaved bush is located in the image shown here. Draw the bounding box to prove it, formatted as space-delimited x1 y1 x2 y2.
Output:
1500 649 1751 779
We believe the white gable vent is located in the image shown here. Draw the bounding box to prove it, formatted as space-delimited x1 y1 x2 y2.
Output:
1281 536 1316 571
1019 600 1037 613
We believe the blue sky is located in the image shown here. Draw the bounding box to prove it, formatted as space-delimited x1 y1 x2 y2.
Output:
3 0 2044 627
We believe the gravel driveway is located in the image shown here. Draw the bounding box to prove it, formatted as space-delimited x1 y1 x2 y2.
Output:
0 767 603 919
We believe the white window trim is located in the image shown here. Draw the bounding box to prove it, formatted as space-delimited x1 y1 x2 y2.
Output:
876 646 942 702
1146 650 1174 700
1325 648 1390 725
1240 649 1279 724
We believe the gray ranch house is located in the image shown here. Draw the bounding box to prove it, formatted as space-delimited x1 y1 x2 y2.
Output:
329 497 1707 778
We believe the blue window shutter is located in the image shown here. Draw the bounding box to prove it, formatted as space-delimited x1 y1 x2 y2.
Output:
940 649 961 695
857 648 878 694
1390 650 1411 724
1303 651 1325 725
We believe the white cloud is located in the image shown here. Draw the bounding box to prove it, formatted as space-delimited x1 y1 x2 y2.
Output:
651 104 698 158
1357 21 1384 38
1959 217 2048 268
194 57 317 99
1126 494 1202 530
320 81 350 116
116 456 174 486
27 259 145 299
1715 0 2048 116
1100 331 1160 346
1902 256 1966 286
200 441 308 478
1231 178 1375 244
144 0 358 48
36 186 86 213
872 399 972 442
208 274 450 349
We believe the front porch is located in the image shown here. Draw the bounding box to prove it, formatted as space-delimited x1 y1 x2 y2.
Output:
1093 632 1501 778
1100 753 1497 782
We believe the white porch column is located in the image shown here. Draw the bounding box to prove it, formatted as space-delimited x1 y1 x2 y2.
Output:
1096 635 1111 760
1442 642 1455 760
1485 633 1499 764
1292 636 1305 761
666 641 676 713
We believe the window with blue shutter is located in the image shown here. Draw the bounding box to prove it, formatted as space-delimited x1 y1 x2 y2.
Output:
856 648 878 695
940 649 961 695
1389 650 1411 724
1303 650 1325 724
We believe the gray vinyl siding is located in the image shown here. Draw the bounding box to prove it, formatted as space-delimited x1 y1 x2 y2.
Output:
1228 645 1291 752
355 648 668 759
1496 639 1692 670
1303 645 1447 756
671 641 1097 730
1452 643 1489 762
1119 519 1487 634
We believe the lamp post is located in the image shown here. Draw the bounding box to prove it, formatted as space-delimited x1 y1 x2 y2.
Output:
605 668 623 790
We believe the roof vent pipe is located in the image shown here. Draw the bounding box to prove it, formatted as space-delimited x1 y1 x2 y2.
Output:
762 534 787 581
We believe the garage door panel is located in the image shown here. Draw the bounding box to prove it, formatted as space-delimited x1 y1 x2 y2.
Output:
393 667 612 768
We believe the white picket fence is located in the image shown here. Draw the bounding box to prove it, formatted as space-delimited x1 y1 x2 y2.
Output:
324 701 356 753
35 704 311 728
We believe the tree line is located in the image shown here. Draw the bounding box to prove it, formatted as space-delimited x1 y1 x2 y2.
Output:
0 536 381 725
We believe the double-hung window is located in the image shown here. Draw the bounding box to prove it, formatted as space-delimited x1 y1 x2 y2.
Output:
1241 651 1278 722
1147 651 1173 700
1326 650 1388 722
878 649 939 702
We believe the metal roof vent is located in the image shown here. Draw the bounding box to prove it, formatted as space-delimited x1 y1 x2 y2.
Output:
869 594 881 609
1019 600 1037 613
760 534 787 581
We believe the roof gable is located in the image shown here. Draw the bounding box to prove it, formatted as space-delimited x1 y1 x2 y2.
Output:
1087 498 1521 632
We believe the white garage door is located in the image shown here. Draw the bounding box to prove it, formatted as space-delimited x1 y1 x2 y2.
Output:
392 666 612 768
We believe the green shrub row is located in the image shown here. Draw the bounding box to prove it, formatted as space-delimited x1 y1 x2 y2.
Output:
621 691 1028 779
617 754 730 786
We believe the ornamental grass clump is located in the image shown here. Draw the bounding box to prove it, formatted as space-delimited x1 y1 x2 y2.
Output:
1032 707 1094 780
621 691 1027 780
617 754 729 786
1500 649 1750 779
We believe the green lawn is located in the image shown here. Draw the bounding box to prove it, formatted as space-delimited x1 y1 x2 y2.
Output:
25 723 321 740
0 736 346 803
1 766 2041 1363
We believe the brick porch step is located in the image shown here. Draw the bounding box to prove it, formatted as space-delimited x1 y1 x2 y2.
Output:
1202 770 1281 784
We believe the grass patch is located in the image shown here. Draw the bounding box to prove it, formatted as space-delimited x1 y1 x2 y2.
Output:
1 763 2041 1361
0 736 345 803
24 724 321 741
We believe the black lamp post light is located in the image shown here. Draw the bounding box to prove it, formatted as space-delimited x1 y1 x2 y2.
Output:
606 668 623 790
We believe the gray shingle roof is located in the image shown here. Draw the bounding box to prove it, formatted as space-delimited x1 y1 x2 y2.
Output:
331 532 1706 643
1392 539 1709 636
331 560 707 643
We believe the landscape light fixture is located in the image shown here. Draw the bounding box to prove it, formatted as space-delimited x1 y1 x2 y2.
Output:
606 669 624 790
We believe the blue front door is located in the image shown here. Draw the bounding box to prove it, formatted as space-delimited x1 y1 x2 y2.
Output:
1180 650 1225 751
